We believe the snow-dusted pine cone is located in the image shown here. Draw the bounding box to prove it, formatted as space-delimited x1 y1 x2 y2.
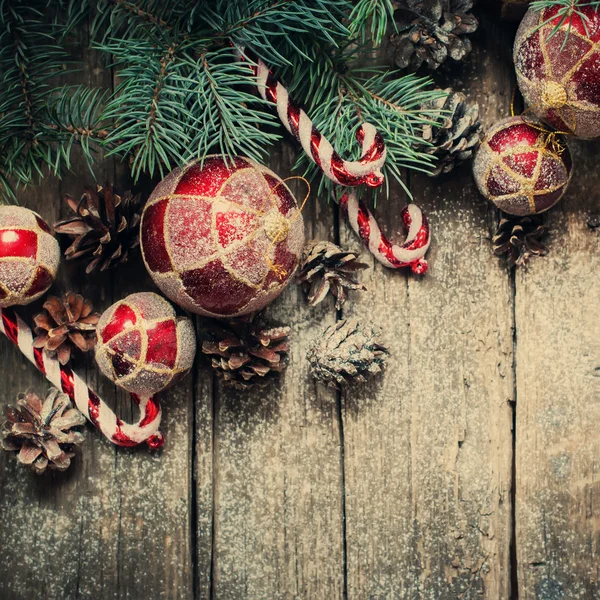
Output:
297 240 368 310
493 216 549 268
201 319 290 390
307 319 389 387
390 0 478 72
54 184 143 273
1 388 85 474
420 88 482 176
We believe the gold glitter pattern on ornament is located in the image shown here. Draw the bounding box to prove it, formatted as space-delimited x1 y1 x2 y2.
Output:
514 7 600 138
140 157 305 317
95 293 196 396
472 116 572 216
0 207 60 308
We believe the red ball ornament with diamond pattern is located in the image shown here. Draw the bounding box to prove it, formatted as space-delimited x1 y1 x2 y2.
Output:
0 206 60 307
514 5 600 139
95 293 196 397
472 116 573 216
140 156 305 318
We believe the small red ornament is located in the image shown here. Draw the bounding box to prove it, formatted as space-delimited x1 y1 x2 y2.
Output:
95 292 196 396
514 5 600 139
472 116 573 216
140 156 305 317
0 206 60 307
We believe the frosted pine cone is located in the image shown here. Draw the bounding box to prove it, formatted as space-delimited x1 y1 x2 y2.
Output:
420 88 482 176
1 388 85 474
307 319 389 387
297 240 368 310
390 0 478 71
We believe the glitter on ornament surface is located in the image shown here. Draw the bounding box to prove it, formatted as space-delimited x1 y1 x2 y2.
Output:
140 156 305 317
472 116 573 216
0 206 60 307
95 292 196 396
514 5 600 139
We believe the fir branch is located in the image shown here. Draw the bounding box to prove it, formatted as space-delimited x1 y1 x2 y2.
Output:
348 0 396 45
294 71 447 198
530 0 600 41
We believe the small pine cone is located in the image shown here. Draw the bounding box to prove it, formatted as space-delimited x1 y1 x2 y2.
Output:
296 240 368 310
390 0 478 72
201 319 290 390
307 319 389 387
1 388 86 474
33 292 100 366
493 216 549 268
420 88 482 176
54 184 143 273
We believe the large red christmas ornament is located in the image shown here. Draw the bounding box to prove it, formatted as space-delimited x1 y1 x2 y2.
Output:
514 5 600 139
472 116 573 216
95 292 196 396
0 206 60 307
140 156 305 317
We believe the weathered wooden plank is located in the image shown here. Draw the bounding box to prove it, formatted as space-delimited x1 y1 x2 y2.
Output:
339 21 515 598
0 26 193 600
515 138 600 599
206 143 345 599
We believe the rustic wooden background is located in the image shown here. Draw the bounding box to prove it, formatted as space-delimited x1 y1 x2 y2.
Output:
0 8 599 600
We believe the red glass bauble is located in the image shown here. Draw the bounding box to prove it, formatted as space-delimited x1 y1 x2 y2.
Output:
514 5 600 139
0 206 60 307
140 156 305 317
472 116 573 216
95 292 196 396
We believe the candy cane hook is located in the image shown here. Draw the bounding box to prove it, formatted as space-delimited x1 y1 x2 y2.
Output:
339 190 430 274
239 49 386 188
0 308 164 448
238 48 432 272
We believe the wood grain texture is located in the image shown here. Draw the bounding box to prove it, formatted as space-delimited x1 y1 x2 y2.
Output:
0 27 193 600
204 143 345 599
338 21 516 599
515 138 600 599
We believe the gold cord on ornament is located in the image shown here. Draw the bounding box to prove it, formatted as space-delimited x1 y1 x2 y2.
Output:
510 86 571 155
262 176 310 280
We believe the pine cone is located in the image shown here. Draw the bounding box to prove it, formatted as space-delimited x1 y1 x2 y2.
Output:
296 240 368 310
33 292 100 365
54 184 143 273
493 216 549 268
307 319 389 387
390 0 478 72
1 388 85 474
420 88 482 176
201 319 290 390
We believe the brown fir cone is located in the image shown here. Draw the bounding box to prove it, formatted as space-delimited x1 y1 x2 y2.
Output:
54 184 143 273
201 318 290 390
33 292 100 365
419 88 482 176
1 388 85 474
307 319 389 387
493 216 549 268
389 0 478 72
296 240 368 310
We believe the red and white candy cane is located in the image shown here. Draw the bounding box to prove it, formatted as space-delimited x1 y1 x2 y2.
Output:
339 190 430 274
241 51 386 188
0 307 163 448
239 49 431 272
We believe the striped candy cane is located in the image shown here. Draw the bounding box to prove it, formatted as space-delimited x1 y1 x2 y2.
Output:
240 50 431 272
339 191 430 274
0 307 164 448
